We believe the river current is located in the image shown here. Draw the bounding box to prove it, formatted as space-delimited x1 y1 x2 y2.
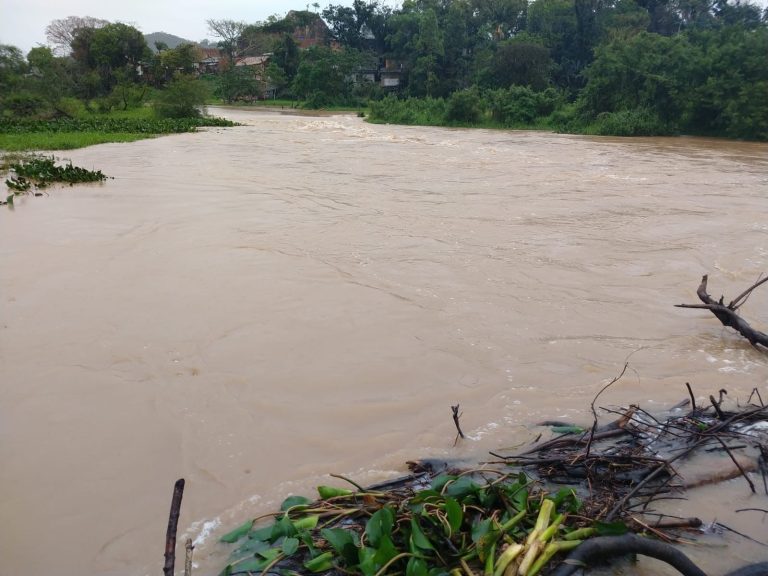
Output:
1 109 767 575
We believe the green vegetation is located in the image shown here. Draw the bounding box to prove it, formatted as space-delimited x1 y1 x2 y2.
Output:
0 108 236 151
2 154 109 205
218 472 608 576
0 22 233 152
2 0 765 144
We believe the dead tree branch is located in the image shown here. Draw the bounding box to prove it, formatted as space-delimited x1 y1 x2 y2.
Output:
164 479 185 576
675 274 768 349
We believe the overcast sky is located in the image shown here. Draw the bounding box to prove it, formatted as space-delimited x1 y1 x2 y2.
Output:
0 0 388 55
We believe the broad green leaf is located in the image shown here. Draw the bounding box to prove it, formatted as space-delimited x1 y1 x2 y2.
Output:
407 556 429 576
282 536 299 556
257 548 281 562
317 485 354 499
293 515 319 531
594 521 629 536
229 538 270 562
248 523 274 541
304 551 334 573
471 518 492 544
551 425 585 434
410 518 435 551
220 519 254 543
430 474 456 492
271 515 297 540
281 495 312 511
321 527 356 553
445 476 481 499
410 489 442 504
358 546 378 576
444 497 463 535
366 506 394 548
373 534 399 566
321 528 359 565
227 557 268 574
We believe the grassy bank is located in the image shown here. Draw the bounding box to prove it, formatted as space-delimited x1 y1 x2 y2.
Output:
0 108 237 151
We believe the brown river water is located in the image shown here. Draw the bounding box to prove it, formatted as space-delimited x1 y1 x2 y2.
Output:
1 108 767 576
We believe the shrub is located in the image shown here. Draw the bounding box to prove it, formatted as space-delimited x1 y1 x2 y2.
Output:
591 108 675 136
1 92 49 118
153 75 209 119
445 88 483 124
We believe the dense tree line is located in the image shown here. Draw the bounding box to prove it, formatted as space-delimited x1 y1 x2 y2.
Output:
1 18 207 120
1 1 766 138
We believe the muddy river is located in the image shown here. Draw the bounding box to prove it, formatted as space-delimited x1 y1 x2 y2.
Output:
1 109 767 576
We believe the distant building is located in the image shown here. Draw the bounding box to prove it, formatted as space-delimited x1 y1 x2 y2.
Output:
195 47 222 74
234 54 277 99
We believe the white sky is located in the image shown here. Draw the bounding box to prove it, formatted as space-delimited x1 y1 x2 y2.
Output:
0 0 377 55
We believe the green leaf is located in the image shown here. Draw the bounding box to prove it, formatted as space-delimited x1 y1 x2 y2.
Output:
271 515 297 540
304 551 334 573
281 495 312 511
445 476 481 499
410 518 435 551
293 515 319 531
321 527 356 552
282 536 300 556
220 519 254 543
407 556 429 576
366 506 394 548
551 425 585 434
373 534 399 566
358 547 378 576
321 528 359 565
430 474 456 492
227 555 270 574
594 521 629 536
471 518 499 562
229 538 270 562
444 497 463 535
317 485 354 499
248 523 274 541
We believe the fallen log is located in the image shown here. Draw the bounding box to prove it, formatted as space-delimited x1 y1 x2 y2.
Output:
676 274 768 349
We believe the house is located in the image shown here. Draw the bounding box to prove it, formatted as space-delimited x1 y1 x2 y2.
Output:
380 59 404 90
234 54 277 99
195 47 222 74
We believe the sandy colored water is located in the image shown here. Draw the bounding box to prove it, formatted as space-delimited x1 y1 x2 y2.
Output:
1 109 767 575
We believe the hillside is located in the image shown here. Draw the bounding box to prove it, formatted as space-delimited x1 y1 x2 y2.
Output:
144 31 202 52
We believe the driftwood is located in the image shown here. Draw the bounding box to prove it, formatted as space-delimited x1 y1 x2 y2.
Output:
676 274 768 349
164 478 185 576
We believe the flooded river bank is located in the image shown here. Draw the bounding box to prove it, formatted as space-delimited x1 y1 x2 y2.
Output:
1 109 767 575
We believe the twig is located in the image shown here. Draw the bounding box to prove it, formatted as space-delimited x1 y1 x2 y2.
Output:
710 394 726 420
713 436 755 493
585 364 629 458
164 478 185 576
713 522 768 547
451 404 465 445
747 387 765 407
606 408 763 520
728 273 768 309
685 382 696 413
184 538 194 576
329 473 366 492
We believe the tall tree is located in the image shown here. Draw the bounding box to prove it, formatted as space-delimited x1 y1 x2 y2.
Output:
45 16 109 55
207 19 246 64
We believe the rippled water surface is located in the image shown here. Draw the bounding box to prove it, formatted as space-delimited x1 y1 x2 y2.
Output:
1 109 767 575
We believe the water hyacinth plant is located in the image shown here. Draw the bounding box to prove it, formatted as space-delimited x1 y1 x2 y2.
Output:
218 471 611 576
